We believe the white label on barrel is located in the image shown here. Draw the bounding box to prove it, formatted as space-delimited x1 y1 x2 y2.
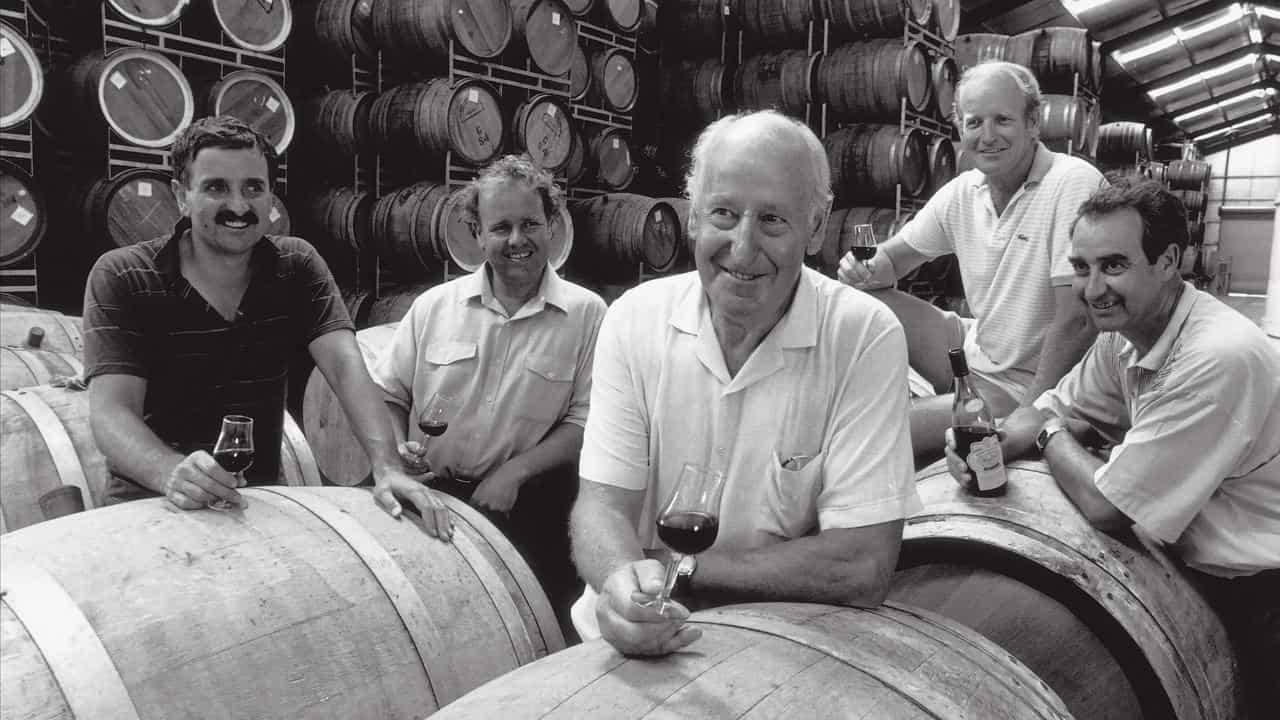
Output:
137 181 152 197
468 88 478 103
269 206 281 222
266 97 280 113
109 71 128 89
547 105 557 117
612 138 619 149
17 189 27 197
653 210 662 222
723 4 730 15
0 38 13 59
11 206 33 226
552 12 560 25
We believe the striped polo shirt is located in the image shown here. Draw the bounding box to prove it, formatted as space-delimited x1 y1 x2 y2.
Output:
896 143 1106 401
83 220 353 501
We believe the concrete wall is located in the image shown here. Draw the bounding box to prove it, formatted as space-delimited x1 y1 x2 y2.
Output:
1204 133 1279 294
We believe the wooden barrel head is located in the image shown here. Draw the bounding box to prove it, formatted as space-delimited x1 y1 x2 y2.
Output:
931 55 958 121
592 129 635 190
438 80 503 165
87 169 182 248
212 0 293 52
513 95 573 172
931 0 959 41
0 161 45 268
734 49 817 116
0 23 44 129
97 49 194 148
372 181 450 273
562 0 593 16
639 200 678 271
209 70 295 154
449 0 514 59
442 188 484 271
512 0 578 77
601 0 641 31
817 40 929 123
955 32 1009 70
927 136 956 196
592 49 637 113
106 0 189 26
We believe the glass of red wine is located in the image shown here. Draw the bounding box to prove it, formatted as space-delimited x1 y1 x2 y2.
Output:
650 463 727 615
210 414 254 510
849 223 877 266
417 391 459 438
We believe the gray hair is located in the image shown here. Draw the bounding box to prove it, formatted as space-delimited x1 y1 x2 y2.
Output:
954 60 1043 125
683 110 832 237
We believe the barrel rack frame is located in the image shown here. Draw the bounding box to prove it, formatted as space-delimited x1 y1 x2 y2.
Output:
0 1 39 304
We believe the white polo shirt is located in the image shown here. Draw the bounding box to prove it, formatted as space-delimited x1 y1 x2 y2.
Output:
1035 284 1280 577
898 143 1106 402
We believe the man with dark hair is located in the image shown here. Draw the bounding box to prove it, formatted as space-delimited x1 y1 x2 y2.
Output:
84 116 453 538
951 179 1280 714
370 154 607 629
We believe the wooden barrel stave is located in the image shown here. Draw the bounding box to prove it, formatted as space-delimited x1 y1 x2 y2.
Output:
658 0 724 47
0 347 82 391
312 0 377 63
1166 160 1211 191
739 0 813 45
1029 27 1092 94
0 159 46 268
930 0 959 42
587 127 636 190
825 123 928 204
0 485 564 717
568 193 679 275
371 0 511 62
0 23 45 130
566 42 590 101
307 88 373 159
927 135 956 196
303 323 395 486
372 181 452 275
105 0 189 27
820 0 929 40
1098 122 1153 164
889 460 1241 720
662 58 725 125
0 304 84 353
930 55 958 122
818 39 931 123
510 0 579 77
954 32 1009 70
82 168 182 249
734 49 817 117
1039 94 1087 149
371 79 503 166
590 48 638 114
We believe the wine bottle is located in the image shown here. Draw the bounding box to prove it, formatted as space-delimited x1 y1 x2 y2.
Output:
949 348 1007 497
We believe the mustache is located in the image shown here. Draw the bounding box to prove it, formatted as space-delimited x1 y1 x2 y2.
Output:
216 211 259 225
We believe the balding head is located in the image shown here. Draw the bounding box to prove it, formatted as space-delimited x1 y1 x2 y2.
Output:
954 60 1043 125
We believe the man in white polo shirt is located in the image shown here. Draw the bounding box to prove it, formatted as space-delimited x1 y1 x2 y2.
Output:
569 110 921 656
840 60 1105 465
963 180 1280 715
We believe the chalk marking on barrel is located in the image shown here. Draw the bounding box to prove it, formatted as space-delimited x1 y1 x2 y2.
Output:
2 559 142 719
3 389 95 510
251 487 460 703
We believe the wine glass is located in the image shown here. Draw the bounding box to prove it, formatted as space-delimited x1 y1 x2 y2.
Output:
417 391 460 438
210 414 254 510
849 223 877 267
650 463 728 615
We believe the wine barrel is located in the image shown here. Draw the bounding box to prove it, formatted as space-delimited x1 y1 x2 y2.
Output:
203 70 295 154
80 169 182 249
1146 162 1167 186
510 0 578 77
930 0 959 42
659 0 727 47
1173 189 1207 214
304 186 371 282
817 39 931 123
1097 122 1152 164
590 48 638 113
733 49 817 117
889 460 1241 720
0 305 83 354
341 287 374 328
1083 99 1100 157
105 0 189 26
210 0 292 52
0 160 46 268
662 57 726 125
511 94 574 172
434 602 1071 719
822 206 902 270
566 43 590 101
568 193 679 275
927 135 956 196
954 33 1009 70
587 127 636 190
562 126 589 184
820 0 932 40
1166 160 1211 191
371 0 511 62
0 22 44 129
636 0 660 52
0 347 82 391
365 285 433 327
563 0 594 16
1039 94 1088 149
303 323 394 485
58 48 194 148
312 0 377 63
370 78 504 166
0 485 565 716
825 123 928 204
0 384 321 533
439 188 575 272
657 196 692 263
930 55 958 121
739 0 813 45
371 181 452 275
306 88 373 159
1029 27 1092 94
600 0 642 32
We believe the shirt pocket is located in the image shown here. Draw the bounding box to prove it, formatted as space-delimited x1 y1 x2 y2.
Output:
519 352 575 423
758 449 825 540
422 341 478 395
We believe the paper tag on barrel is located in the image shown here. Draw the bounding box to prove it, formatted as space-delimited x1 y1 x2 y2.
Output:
966 435 1006 492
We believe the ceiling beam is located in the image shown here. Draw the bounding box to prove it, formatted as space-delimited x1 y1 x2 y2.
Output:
1135 42 1279 94
1156 79 1280 121
1181 106 1279 141
1198 122 1280 153
1099 0 1238 53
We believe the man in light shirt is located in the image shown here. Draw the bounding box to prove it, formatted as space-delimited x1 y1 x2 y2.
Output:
570 110 921 656
959 180 1279 715
840 61 1104 465
371 155 607 633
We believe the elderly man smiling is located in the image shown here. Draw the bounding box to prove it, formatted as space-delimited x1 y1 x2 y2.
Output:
569 110 921 656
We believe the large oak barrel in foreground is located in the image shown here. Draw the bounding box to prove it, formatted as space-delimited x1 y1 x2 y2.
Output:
434 602 1070 719
0 384 321 533
890 461 1240 720
0 304 83 353
0 486 565 718
0 347 82 391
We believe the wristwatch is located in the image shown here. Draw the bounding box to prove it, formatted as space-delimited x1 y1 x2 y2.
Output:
673 553 697 597
1036 417 1068 454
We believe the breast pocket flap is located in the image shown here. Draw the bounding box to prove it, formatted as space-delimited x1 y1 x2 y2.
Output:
424 341 477 366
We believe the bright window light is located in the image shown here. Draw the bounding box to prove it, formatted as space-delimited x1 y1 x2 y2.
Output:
1148 54 1260 99
1256 5 1280 21
1062 0 1116 17
1114 36 1179 65
1194 113 1275 142
1173 88 1274 124
1112 3 1253 68
1174 3 1245 41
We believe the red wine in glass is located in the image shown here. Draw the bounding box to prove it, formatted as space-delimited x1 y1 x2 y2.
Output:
418 392 458 439
850 245 876 261
656 511 719 555
210 414 254 510
213 449 255 473
418 419 448 436
647 463 728 614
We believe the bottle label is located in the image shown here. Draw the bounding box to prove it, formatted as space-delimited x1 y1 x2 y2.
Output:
967 435 1007 491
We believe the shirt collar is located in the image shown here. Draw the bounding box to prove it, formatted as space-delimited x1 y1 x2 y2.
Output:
1128 281 1199 372
464 262 567 315
155 219 281 288
971 141 1053 189
670 267 820 349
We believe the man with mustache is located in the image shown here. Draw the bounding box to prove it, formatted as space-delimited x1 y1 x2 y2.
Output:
952 180 1279 715
840 61 1105 466
82 116 454 539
